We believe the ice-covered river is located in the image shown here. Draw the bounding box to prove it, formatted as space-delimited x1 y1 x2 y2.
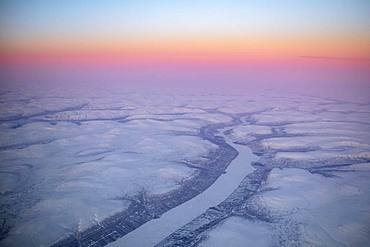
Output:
108 139 257 247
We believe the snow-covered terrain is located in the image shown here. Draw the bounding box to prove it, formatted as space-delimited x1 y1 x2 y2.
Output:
155 93 370 247
0 90 226 246
1 89 369 247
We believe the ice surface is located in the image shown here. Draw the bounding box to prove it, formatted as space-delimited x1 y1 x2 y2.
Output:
108 141 257 247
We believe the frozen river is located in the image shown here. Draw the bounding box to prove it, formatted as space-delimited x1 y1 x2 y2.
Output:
2 91 369 246
108 138 257 247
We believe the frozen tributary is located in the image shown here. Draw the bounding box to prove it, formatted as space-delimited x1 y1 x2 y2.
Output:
108 137 258 247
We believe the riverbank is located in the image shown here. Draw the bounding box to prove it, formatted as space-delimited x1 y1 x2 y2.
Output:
52 120 239 247
108 140 257 246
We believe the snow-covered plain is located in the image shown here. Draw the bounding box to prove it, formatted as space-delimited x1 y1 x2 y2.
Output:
1 89 370 247
249 168 370 246
0 91 225 246
190 95 370 247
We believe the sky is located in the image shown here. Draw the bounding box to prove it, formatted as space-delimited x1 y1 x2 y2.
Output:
0 0 369 98
1 0 369 59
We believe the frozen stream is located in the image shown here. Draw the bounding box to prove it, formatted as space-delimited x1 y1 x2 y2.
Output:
108 137 258 247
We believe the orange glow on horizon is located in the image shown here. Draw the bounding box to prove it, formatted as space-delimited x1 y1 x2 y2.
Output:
1 32 369 63
1 31 369 74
